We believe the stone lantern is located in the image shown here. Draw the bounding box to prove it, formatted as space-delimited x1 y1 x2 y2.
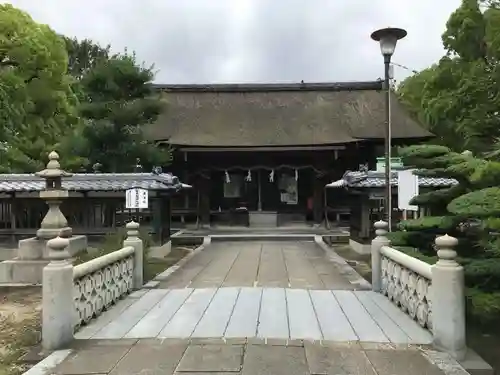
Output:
35 151 73 239
2 151 87 284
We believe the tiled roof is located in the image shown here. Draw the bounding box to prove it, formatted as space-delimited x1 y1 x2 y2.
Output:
0 173 187 192
326 170 457 189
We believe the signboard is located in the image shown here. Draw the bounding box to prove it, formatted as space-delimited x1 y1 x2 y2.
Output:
279 174 298 205
398 169 419 211
125 188 148 209
376 157 404 172
369 192 385 200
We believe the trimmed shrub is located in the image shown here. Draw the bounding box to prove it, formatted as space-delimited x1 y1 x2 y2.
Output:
448 187 500 217
466 288 500 324
464 258 500 292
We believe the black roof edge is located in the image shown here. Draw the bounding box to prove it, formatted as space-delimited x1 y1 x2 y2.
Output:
151 81 384 93
353 134 435 141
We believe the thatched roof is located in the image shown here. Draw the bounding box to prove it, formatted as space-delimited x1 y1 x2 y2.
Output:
144 82 431 147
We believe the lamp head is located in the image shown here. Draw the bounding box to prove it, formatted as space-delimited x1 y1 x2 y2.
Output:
371 27 407 57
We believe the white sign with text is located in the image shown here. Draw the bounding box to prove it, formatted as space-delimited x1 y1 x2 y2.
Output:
125 188 148 209
398 169 419 211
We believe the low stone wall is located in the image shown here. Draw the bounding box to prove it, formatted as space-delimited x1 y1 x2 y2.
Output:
42 221 144 351
371 221 466 361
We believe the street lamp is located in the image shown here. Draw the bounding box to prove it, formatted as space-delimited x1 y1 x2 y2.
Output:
371 27 407 230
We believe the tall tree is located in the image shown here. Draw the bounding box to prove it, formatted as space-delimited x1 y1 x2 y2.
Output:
442 0 486 61
74 50 170 172
390 145 474 255
0 4 83 172
63 37 110 79
391 145 500 322
397 0 500 155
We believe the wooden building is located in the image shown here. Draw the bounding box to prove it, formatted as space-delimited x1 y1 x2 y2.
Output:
327 167 457 253
145 81 432 227
0 172 185 244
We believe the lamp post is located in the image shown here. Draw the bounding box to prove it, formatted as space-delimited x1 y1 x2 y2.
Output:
371 27 407 230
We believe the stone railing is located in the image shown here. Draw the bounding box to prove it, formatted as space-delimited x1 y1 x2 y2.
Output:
380 243 433 330
371 221 466 360
42 221 144 351
73 246 134 329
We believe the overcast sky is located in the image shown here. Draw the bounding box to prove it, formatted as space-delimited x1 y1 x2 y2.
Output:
8 0 460 84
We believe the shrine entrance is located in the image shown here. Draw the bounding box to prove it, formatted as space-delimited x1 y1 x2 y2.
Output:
208 167 310 227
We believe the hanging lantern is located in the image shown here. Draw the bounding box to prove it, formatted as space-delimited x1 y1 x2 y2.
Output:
295 169 299 181
245 170 252 182
224 170 231 183
269 169 274 182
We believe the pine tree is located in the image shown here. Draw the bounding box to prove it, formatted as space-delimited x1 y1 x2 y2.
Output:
388 144 476 257
392 144 500 323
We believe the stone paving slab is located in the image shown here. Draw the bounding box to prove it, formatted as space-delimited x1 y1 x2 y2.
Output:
158 241 355 290
75 287 432 345
47 338 469 375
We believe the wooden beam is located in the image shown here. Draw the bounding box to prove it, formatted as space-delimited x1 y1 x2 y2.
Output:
174 145 347 152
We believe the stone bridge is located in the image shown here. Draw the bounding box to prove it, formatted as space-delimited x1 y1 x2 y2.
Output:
30 223 482 375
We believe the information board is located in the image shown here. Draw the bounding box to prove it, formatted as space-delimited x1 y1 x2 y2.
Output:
397 169 419 211
125 188 148 209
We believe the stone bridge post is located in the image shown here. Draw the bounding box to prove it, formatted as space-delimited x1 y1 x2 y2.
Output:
42 236 74 351
432 234 466 360
371 220 390 292
123 221 144 289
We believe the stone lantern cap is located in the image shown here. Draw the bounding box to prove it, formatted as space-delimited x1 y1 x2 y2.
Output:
35 151 72 179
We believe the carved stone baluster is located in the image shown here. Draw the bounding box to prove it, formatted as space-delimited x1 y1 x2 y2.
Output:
42 236 74 351
371 220 390 292
431 234 466 360
123 221 143 289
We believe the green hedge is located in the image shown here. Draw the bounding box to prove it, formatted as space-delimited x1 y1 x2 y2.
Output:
466 288 500 324
448 187 500 217
387 230 437 255
410 185 464 208
464 258 500 292
398 144 450 160
398 215 457 232
395 246 438 264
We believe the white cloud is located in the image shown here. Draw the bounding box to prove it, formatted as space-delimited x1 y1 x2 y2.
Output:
7 0 461 83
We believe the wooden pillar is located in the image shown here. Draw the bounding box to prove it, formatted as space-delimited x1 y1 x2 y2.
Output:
9 195 17 245
161 196 171 243
151 197 162 243
312 174 324 226
360 195 371 239
82 193 90 229
199 175 211 228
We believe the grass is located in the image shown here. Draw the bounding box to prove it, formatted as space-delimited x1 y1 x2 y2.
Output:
0 287 42 375
74 229 194 283
333 244 372 282
143 246 191 282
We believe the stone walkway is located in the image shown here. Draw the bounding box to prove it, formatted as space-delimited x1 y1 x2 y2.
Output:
47 338 462 375
29 241 472 374
159 241 355 289
75 288 432 344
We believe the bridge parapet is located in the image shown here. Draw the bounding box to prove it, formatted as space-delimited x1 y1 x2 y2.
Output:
371 221 466 360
